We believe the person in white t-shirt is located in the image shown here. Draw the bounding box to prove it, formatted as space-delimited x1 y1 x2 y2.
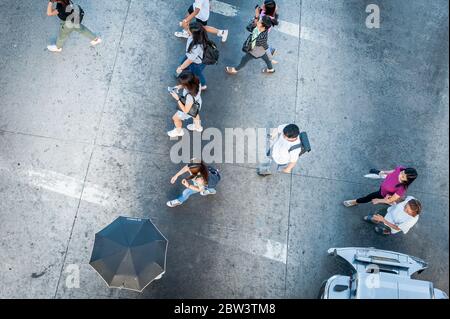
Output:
257 124 302 176
175 0 229 43
363 196 422 235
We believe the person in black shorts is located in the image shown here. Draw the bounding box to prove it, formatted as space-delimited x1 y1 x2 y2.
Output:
174 0 229 43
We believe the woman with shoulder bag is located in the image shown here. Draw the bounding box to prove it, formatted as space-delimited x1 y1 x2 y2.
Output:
225 16 274 75
176 21 209 90
167 159 209 207
168 71 203 138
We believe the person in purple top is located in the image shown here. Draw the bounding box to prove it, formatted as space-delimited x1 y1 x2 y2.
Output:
343 166 418 207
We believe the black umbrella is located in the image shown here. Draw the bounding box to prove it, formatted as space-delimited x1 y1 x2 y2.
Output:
89 216 168 292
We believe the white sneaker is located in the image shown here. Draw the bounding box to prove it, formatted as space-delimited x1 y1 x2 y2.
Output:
167 128 185 138
219 30 229 42
167 200 182 208
174 30 190 39
90 38 102 46
187 124 203 132
364 173 383 179
47 45 62 53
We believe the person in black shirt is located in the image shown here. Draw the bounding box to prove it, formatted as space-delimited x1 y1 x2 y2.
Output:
46 0 101 52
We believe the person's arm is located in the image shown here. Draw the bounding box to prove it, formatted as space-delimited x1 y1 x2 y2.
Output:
177 59 193 74
47 1 59 16
182 7 201 27
380 169 395 175
372 215 402 232
170 166 190 184
283 161 297 174
372 193 401 205
181 179 202 192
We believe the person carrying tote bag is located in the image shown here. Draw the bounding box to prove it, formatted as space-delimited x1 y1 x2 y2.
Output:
226 16 275 74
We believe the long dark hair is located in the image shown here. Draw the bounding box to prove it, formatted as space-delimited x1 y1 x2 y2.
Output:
177 71 200 96
52 0 71 7
397 167 418 188
188 22 209 53
263 0 279 26
187 160 209 184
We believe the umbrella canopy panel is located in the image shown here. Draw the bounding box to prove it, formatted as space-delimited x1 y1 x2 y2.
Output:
90 216 168 292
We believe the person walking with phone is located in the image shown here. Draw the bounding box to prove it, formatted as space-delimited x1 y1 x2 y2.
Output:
258 124 302 176
175 0 229 43
46 0 101 52
167 71 203 138
343 166 418 207
167 160 210 208
225 16 275 75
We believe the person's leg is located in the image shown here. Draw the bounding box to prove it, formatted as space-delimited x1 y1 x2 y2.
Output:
188 63 207 86
235 53 254 71
187 115 203 132
56 22 73 49
177 188 198 204
356 190 383 204
261 53 274 70
173 113 183 130
168 113 185 137
203 25 228 42
75 23 97 41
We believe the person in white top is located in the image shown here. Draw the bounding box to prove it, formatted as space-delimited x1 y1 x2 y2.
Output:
175 0 229 43
257 124 302 175
363 196 422 235
167 71 203 138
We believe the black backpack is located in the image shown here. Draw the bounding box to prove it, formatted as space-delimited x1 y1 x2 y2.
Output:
68 2 84 24
207 167 221 189
202 40 220 65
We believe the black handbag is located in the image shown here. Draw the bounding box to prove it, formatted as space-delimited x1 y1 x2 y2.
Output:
179 93 201 118
242 34 253 53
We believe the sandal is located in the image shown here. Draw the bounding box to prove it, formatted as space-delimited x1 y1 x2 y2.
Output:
262 68 275 74
225 66 238 74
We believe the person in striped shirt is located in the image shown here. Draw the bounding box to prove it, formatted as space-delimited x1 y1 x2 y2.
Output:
225 16 275 74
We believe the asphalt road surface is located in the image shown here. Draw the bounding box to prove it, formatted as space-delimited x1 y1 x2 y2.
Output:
0 0 448 298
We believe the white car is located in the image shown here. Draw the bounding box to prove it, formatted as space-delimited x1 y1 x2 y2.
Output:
319 247 448 299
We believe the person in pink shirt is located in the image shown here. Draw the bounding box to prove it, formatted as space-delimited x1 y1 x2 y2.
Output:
343 166 418 207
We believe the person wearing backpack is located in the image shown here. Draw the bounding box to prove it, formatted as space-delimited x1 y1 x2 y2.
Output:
225 16 274 75
175 0 229 43
176 22 212 90
167 159 219 208
257 124 302 176
46 0 101 52
167 71 203 138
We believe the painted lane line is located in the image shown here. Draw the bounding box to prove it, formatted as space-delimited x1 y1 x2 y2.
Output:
210 0 239 17
210 0 330 45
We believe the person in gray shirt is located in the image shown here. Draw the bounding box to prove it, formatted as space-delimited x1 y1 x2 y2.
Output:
176 22 209 90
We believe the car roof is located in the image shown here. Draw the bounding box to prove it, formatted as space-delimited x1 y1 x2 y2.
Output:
356 272 434 299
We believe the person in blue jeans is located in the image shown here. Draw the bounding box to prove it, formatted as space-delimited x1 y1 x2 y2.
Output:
176 22 209 90
167 160 215 208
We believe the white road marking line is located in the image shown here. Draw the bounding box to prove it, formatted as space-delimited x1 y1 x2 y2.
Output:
277 20 300 38
210 0 239 17
0 166 123 208
211 1 330 45
263 239 288 264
